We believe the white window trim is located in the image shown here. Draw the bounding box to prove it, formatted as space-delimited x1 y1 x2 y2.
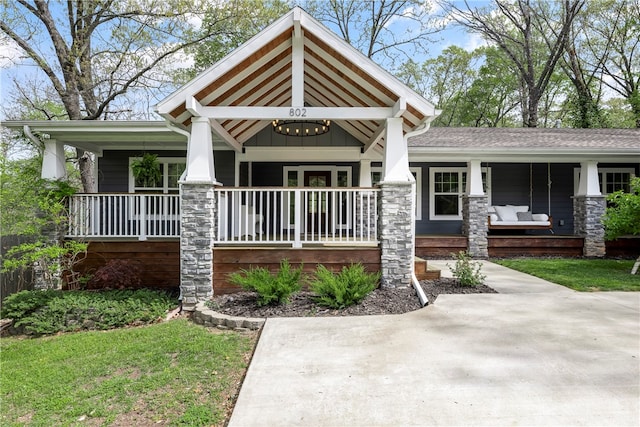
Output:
282 165 353 229
282 165 352 188
573 167 635 195
429 167 492 221
372 167 422 220
129 157 186 193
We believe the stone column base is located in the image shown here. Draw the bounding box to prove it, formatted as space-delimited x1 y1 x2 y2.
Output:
573 195 606 257
180 183 216 310
379 181 413 288
462 195 488 258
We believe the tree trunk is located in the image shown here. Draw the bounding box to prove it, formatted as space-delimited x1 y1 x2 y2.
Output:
632 254 639 275
77 149 96 193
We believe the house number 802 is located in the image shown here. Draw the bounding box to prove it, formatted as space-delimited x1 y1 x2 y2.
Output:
289 108 307 117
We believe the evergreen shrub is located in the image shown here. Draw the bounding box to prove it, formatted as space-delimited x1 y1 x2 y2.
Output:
310 263 380 309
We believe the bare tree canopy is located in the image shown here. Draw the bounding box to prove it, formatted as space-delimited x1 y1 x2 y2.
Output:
305 0 443 71
1 0 253 191
582 0 640 128
439 0 585 127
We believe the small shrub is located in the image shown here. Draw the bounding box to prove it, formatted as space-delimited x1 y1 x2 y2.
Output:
228 259 302 306
310 263 380 309
1 289 174 335
0 289 59 320
448 251 486 286
2 240 88 289
86 259 143 289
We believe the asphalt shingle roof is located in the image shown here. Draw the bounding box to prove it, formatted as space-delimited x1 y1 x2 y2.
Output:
409 127 640 150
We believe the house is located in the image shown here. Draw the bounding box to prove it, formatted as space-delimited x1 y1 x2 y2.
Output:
3 8 639 309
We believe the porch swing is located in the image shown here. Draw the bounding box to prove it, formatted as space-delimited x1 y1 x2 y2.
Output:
488 163 554 233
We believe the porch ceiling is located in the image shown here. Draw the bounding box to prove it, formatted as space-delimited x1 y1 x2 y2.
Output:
155 7 438 152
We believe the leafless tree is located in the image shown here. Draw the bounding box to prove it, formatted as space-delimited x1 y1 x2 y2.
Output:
0 0 246 191
439 0 585 127
305 0 443 71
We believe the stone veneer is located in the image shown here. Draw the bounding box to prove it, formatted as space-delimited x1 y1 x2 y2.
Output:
462 195 488 258
355 190 378 239
378 181 413 288
573 195 606 257
180 183 216 309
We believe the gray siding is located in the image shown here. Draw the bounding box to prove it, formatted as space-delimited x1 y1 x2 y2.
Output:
244 123 361 147
491 163 576 235
412 162 639 236
98 149 235 191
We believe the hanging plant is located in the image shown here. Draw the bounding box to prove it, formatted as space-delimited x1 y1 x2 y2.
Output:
131 153 162 188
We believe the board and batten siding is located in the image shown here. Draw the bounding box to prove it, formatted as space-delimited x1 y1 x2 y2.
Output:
98 150 236 191
411 162 580 236
243 121 362 147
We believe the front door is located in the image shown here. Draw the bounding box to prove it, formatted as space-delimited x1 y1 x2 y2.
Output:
304 171 331 233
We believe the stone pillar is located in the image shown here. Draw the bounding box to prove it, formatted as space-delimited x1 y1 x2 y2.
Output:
573 195 606 257
379 181 413 288
180 183 216 310
462 195 488 258
355 190 377 239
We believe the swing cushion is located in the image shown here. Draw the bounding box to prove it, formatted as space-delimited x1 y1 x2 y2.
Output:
517 211 533 221
488 205 551 229
494 205 519 221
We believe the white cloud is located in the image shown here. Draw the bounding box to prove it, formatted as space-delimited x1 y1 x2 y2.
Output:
0 37 25 69
461 32 488 52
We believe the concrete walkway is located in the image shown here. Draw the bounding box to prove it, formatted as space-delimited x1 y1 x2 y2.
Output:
228 261 640 427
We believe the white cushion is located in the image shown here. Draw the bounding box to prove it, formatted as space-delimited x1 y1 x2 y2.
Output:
489 214 499 222
495 220 551 226
531 213 549 221
507 205 530 213
494 205 518 221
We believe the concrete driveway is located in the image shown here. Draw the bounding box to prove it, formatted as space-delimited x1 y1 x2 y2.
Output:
229 261 640 426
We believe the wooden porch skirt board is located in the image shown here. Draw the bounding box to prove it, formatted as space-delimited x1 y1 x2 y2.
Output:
416 235 585 258
74 241 180 290
488 236 584 257
416 236 468 258
72 236 637 292
213 247 381 294
605 237 640 258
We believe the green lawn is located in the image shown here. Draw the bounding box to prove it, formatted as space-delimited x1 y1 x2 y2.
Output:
0 319 257 426
494 258 639 291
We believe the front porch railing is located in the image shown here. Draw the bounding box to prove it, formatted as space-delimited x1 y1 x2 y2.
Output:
66 188 380 246
214 187 379 247
67 194 180 240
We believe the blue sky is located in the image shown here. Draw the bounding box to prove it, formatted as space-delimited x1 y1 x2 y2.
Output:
0 1 484 120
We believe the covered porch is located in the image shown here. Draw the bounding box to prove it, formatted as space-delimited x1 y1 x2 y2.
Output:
152 7 438 308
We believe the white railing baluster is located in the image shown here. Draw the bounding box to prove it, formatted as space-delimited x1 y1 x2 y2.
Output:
66 189 379 245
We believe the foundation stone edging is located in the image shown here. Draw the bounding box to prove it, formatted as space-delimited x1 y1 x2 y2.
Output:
192 302 265 331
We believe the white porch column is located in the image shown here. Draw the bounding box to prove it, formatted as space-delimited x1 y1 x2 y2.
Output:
382 117 410 182
180 116 218 309
185 116 218 184
41 139 67 180
463 160 488 258
466 159 485 196
574 160 606 257
379 117 413 288
577 160 601 196
359 159 372 187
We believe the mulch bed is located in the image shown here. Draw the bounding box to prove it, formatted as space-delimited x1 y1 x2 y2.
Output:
207 278 497 318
